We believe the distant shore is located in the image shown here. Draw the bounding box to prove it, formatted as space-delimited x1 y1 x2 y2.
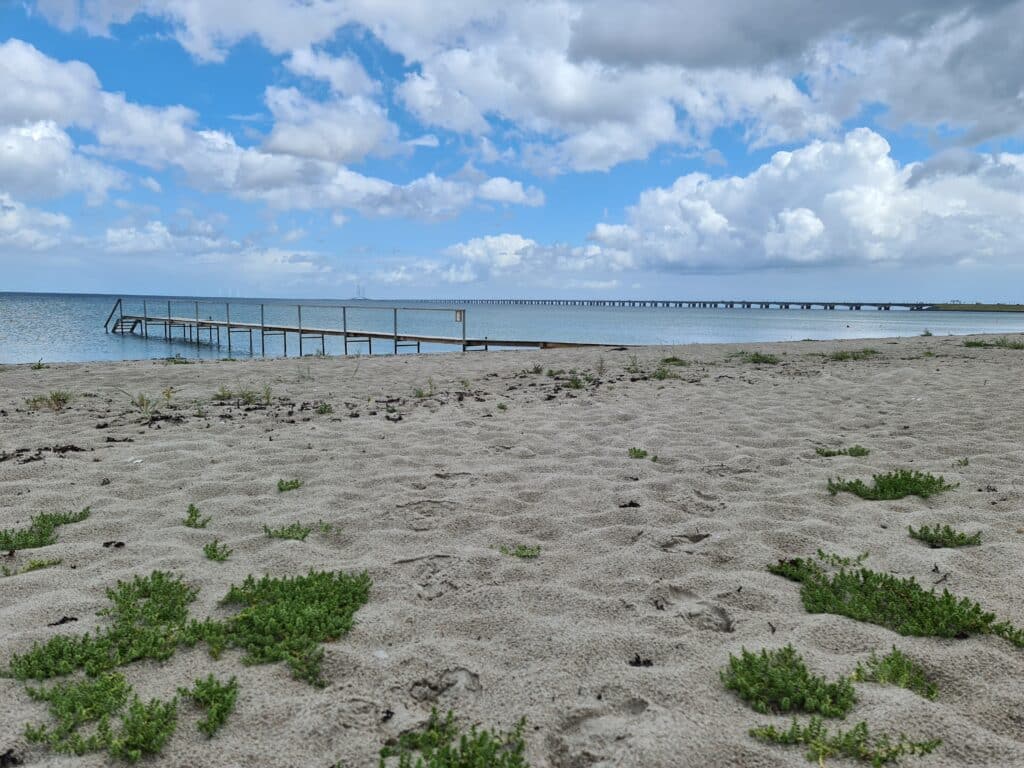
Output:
2 333 1024 766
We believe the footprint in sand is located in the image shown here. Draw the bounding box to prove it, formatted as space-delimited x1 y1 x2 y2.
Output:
647 583 735 632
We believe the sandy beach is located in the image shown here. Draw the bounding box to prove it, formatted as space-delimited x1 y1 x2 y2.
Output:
2 334 1024 768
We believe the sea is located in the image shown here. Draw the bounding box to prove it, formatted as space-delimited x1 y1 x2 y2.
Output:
3 291 1024 365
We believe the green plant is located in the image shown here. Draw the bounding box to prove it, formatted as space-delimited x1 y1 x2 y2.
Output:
31 359 48 370
963 339 991 348
277 478 303 492
828 470 957 500
316 402 334 414
546 368 565 378
993 336 1024 350
721 646 855 718
22 558 63 573
750 717 940 766
237 388 259 406
497 402 508 411
651 365 675 380
624 355 641 374
529 363 543 375
566 375 584 389
628 447 648 459
262 384 273 405
735 351 779 365
827 349 878 361
0 508 90 551
660 356 689 366
26 390 72 411
204 570 371 685
920 329 933 337
498 544 541 559
768 555 1024 647
413 387 427 399
853 648 937 700
203 540 232 562
379 708 529 768
816 445 870 458
183 504 211 529
908 524 981 548
212 386 233 402
952 457 969 467
23 672 177 760
178 675 238 737
264 522 311 541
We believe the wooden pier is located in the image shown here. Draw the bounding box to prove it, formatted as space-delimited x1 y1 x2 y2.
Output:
103 299 593 356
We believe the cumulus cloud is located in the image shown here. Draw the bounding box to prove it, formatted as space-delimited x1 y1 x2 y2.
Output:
0 192 71 250
284 47 378 96
588 128 1024 271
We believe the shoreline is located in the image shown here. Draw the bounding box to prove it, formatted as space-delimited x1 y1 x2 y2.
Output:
2 333 1024 766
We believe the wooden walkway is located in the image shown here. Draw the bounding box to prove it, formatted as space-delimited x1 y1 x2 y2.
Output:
103 300 594 355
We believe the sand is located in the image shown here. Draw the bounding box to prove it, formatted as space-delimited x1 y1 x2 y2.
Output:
2 334 1023 768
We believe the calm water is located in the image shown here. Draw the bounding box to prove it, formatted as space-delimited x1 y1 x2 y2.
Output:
3 291 1024 364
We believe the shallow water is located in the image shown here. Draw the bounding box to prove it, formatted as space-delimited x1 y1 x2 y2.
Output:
3 291 1024 364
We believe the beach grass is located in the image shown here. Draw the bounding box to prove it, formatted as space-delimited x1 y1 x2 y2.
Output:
263 522 310 541
378 708 529 768
628 447 648 459
0 508 90 552
26 390 72 411
203 540 232 562
827 349 878 361
816 445 870 458
768 554 1024 646
277 479 303 492
853 648 937 700
734 351 780 365
721 645 855 718
178 675 238 737
908 524 981 548
184 504 211 529
827 470 956 500
750 717 940 766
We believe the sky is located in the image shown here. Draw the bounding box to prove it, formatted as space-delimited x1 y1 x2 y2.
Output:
1 0 1023 300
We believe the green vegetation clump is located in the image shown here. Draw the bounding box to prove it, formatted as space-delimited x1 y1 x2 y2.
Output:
379 709 529 768
8 569 371 688
203 540 232 562
263 522 311 541
3 558 63 577
277 478 303 492
0 508 90 552
201 570 371 685
316 402 334 414
183 504 211 529
827 349 878 361
178 675 238 737
750 717 940 767
628 447 648 459
853 648 937 700
768 555 1024 646
499 544 541 559
651 365 675 380
720 646 855 718
816 445 870 458
908 524 981 548
496 402 508 411
26 391 72 411
212 386 233 402
660 356 689 366
828 470 956 500
24 671 178 762
735 351 779 365
994 337 1024 350
962 340 991 348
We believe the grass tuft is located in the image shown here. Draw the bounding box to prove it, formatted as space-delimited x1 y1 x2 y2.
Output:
660 356 689 366
628 447 648 459
816 445 870 458
316 402 334 415
853 648 937 700
908 524 981 548
183 504 211 529
0 508 90 552
734 351 779 365
768 555 1024 647
26 391 72 411
828 470 956 500
178 675 238 737
499 544 541 559
263 522 311 541
379 708 529 768
277 478 303 492
827 349 879 361
203 540 233 562
721 645 855 718
750 717 940 766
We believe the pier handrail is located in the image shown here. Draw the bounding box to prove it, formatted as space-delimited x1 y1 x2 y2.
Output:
103 298 123 332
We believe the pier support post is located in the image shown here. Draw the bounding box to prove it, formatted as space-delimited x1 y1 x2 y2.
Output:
226 303 232 354
195 302 200 347
297 305 303 357
143 300 148 338
342 307 348 356
260 304 266 357
393 307 399 354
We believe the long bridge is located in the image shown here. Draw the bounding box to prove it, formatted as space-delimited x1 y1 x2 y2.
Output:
424 299 932 310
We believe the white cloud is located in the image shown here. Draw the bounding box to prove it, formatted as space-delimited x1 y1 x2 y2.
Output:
105 220 175 253
0 121 124 202
262 86 398 164
284 47 378 96
0 193 71 250
588 128 1024 271
477 177 544 206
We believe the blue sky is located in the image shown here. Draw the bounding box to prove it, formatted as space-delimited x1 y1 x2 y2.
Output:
2 1 1024 300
